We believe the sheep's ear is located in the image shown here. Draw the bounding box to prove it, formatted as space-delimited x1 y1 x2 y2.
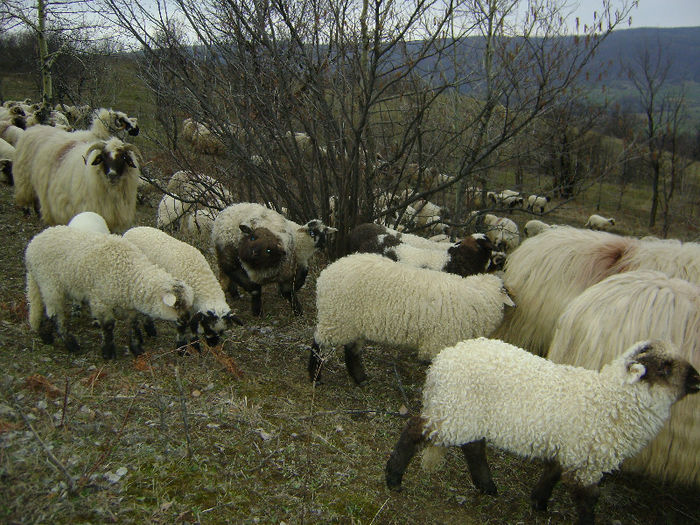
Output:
502 287 516 307
325 226 338 234
627 362 647 384
162 293 177 308
239 224 253 235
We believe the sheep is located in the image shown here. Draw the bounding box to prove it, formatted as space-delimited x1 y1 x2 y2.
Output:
547 270 700 487
0 137 15 185
70 107 140 141
13 125 140 231
584 214 615 231
67 211 110 234
385 337 699 524
494 226 700 357
25 105 71 130
212 202 337 316
488 189 523 210
55 104 92 127
348 223 494 277
0 106 27 129
482 213 520 252
182 118 224 155
166 170 233 210
308 253 515 384
523 219 551 237
527 194 551 213
123 227 242 353
0 121 25 146
25 226 194 359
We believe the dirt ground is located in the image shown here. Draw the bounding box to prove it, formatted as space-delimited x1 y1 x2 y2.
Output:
0 182 699 524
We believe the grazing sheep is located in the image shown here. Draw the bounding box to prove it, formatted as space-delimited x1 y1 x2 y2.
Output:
584 214 615 231
523 219 551 237
25 226 194 359
482 213 520 252
123 227 241 352
385 338 699 525
13 126 140 231
166 170 232 210
348 223 494 277
495 226 700 356
488 189 523 210
71 107 140 141
548 270 700 487
309 253 514 384
527 194 551 213
67 211 110 234
212 202 336 316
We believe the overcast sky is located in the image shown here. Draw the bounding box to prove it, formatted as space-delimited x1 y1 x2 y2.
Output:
571 0 700 30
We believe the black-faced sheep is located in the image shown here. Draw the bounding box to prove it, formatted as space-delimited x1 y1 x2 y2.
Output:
584 214 615 231
547 270 700 487
385 338 699 525
13 125 141 232
25 226 194 359
309 253 514 384
211 202 336 316
71 108 140 141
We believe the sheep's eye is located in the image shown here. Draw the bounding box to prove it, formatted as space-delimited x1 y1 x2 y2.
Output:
250 235 256 241
266 249 271 254
310 231 316 237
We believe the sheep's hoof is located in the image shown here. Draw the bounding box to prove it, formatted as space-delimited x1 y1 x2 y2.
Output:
476 482 498 496
385 476 403 491
531 498 548 512
64 334 80 353
101 342 117 360
143 318 157 337
128 340 144 357
38 317 55 344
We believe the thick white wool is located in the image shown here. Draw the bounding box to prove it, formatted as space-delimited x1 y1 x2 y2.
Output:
548 270 700 486
123 226 230 320
25 226 194 330
0 136 15 160
422 338 679 486
523 219 550 237
389 242 451 270
314 253 512 361
384 227 448 252
68 211 110 234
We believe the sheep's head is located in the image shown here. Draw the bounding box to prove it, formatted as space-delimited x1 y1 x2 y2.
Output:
160 281 195 320
300 219 337 249
190 309 244 346
0 159 12 185
446 234 493 276
621 340 699 400
85 139 140 184
238 225 285 269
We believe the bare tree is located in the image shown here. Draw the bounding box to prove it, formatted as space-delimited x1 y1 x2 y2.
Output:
99 0 633 254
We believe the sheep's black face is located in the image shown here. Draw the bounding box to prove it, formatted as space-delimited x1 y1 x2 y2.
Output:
12 115 26 129
114 114 140 136
632 342 700 399
238 225 285 269
94 149 137 183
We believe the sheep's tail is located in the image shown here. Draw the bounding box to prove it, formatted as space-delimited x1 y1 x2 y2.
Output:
26 271 44 331
420 445 447 471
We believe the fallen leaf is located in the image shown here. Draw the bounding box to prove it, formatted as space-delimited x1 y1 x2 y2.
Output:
24 374 62 398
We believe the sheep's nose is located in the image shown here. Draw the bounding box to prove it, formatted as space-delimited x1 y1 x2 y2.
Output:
128 126 140 136
686 366 700 395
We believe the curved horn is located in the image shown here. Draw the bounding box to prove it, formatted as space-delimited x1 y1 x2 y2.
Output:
121 142 142 162
83 141 105 164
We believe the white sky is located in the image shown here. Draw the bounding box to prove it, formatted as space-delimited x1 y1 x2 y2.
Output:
571 0 700 29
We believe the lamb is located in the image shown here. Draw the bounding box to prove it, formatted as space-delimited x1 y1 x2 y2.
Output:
494 226 699 356
482 213 520 252
348 222 494 277
523 219 551 237
584 214 615 231
13 125 141 232
70 108 140 141
547 270 700 487
385 337 699 525
67 211 110 234
527 194 551 213
212 202 337 316
25 226 194 359
123 227 241 352
309 253 514 384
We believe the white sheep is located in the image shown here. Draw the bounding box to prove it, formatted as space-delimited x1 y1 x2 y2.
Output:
494 226 699 357
523 219 551 237
0 121 25 146
70 107 140 141
166 170 232 209
212 202 337 316
309 253 514 384
584 214 615 231
25 226 194 359
527 194 551 213
0 137 15 185
482 213 520 252
67 211 110 234
182 118 224 155
0 106 27 129
123 226 241 352
385 337 699 524
488 189 523 210
547 270 700 487
13 126 140 232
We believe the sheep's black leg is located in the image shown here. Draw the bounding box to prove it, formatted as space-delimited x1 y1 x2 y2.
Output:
308 340 324 383
53 314 79 353
344 342 367 385
128 317 144 357
531 460 562 511
100 320 117 359
143 317 157 337
280 266 309 316
461 439 497 495
175 316 192 355
385 416 426 490
38 314 55 344
250 285 263 316
569 483 600 525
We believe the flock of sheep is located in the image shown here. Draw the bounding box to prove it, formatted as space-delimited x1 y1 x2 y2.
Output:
2 102 699 524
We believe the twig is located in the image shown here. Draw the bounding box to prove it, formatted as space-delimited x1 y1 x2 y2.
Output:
8 394 75 494
174 366 192 458
79 393 138 485
369 497 391 525
292 409 408 420
59 377 70 429
392 361 414 413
